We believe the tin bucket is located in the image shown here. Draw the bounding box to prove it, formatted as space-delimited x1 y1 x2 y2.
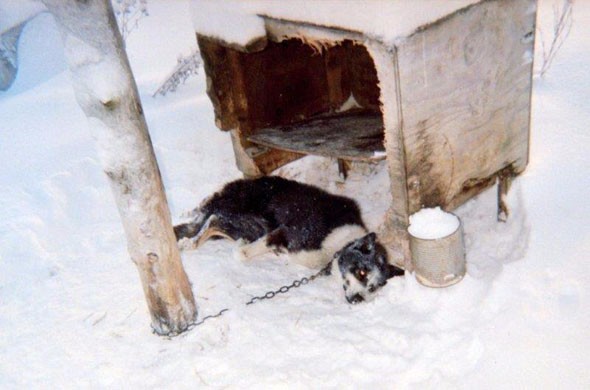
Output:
409 212 466 288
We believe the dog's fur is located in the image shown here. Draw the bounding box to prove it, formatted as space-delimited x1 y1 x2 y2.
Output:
174 176 404 303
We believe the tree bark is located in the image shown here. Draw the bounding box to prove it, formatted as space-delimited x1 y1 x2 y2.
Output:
42 0 197 335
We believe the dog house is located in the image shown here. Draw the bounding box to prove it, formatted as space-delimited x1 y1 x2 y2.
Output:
190 0 537 269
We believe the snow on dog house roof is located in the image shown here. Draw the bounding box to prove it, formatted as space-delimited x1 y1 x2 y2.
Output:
190 0 537 271
190 0 482 50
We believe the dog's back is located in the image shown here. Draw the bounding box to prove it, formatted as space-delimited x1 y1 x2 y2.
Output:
176 176 366 253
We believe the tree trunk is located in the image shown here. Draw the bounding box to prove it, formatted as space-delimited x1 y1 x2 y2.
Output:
42 0 197 335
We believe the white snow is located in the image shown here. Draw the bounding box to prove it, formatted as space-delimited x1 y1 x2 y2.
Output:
336 93 362 112
190 0 480 48
0 0 45 33
1 0 589 388
63 35 128 109
189 0 266 48
2 11 66 95
408 207 460 240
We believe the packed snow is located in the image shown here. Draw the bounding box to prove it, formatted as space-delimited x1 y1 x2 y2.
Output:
1 0 589 388
409 207 461 240
190 0 480 48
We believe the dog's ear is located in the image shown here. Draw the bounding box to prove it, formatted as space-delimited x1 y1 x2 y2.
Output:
359 232 377 253
386 263 405 279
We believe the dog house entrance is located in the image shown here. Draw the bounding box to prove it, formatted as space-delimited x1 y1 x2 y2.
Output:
244 39 383 163
198 36 385 175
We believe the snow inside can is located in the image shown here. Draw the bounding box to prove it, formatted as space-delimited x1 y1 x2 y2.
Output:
408 207 466 288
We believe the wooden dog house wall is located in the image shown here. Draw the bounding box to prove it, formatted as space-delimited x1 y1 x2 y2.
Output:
195 0 537 269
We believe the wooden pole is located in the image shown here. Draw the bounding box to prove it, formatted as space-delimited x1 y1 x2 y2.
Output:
42 0 197 335
366 42 412 271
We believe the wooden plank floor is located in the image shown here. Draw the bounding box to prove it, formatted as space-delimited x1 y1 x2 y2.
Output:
247 111 385 161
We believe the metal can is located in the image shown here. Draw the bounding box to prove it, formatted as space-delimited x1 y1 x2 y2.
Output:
409 214 466 288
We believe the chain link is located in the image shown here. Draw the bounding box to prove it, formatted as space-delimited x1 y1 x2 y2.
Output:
245 276 309 305
157 264 331 338
156 308 229 339
245 263 330 305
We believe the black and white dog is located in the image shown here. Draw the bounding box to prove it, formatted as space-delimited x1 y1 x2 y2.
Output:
174 176 404 303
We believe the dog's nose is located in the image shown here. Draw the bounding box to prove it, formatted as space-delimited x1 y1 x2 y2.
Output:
346 293 364 304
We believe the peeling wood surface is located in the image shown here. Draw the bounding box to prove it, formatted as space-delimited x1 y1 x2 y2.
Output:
197 35 240 130
230 130 304 177
199 33 384 172
247 111 385 161
200 34 268 54
263 15 367 45
253 147 305 175
397 0 535 213
230 130 264 177
367 43 412 270
198 35 381 132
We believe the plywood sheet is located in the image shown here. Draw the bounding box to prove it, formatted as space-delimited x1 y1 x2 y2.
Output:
247 111 385 161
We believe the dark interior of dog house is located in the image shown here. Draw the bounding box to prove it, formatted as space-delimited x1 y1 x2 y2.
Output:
198 36 386 176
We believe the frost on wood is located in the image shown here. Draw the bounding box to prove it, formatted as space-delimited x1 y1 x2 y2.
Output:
152 48 201 97
42 0 196 335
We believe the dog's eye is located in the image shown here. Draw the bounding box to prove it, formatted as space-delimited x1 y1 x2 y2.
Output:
358 243 371 254
355 268 367 280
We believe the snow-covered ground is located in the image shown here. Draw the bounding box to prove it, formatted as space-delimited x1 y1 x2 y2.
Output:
1 1 589 388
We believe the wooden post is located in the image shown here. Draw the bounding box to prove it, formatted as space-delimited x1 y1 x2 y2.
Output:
497 166 515 222
366 42 412 271
42 0 197 335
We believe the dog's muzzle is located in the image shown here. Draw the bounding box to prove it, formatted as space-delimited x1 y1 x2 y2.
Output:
346 293 365 304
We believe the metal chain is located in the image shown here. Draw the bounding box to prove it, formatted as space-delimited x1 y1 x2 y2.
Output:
245 265 329 305
157 264 331 338
157 308 230 339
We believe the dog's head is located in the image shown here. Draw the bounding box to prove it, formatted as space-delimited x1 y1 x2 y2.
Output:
332 232 404 304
